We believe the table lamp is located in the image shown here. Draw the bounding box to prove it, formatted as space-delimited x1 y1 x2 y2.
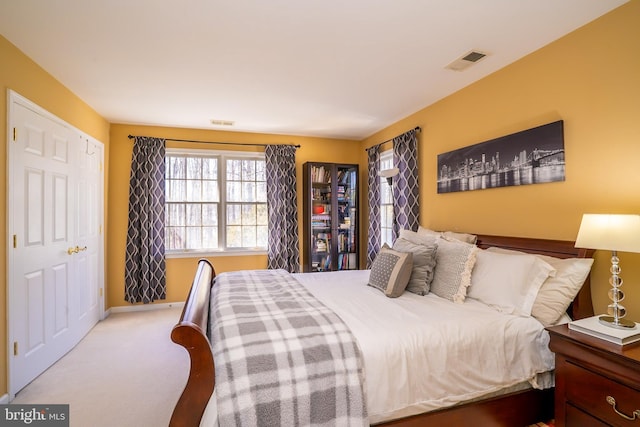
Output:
379 167 399 186
575 214 640 329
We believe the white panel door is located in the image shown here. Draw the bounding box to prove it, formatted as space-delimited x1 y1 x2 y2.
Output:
7 92 103 396
72 136 103 342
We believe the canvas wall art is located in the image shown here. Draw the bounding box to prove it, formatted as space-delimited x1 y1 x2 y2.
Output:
437 120 565 194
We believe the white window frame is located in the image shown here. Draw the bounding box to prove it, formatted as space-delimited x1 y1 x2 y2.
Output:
165 147 268 258
380 150 394 248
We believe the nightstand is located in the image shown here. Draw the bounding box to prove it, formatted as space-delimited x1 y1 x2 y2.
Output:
548 323 640 426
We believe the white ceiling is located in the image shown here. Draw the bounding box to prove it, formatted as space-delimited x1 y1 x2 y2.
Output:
0 0 628 140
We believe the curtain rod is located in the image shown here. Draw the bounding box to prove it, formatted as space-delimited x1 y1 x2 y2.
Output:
365 126 421 152
127 134 301 149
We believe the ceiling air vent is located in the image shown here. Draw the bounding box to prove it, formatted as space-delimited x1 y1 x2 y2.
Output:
210 119 235 126
445 50 488 72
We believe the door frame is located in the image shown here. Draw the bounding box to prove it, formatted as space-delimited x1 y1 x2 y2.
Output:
6 90 105 399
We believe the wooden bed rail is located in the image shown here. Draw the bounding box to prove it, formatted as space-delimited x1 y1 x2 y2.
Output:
169 259 216 427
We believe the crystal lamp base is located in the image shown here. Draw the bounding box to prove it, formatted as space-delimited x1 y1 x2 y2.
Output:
599 315 637 329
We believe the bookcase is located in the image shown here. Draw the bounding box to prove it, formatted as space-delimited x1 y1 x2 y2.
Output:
302 162 359 272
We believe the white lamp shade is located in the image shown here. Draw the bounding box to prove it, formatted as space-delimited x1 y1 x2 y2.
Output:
575 214 640 253
379 167 399 178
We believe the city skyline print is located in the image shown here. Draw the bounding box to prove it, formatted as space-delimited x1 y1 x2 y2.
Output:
437 120 565 194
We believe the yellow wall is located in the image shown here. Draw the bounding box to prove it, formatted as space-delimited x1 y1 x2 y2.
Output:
0 35 110 397
107 124 361 308
361 1 640 320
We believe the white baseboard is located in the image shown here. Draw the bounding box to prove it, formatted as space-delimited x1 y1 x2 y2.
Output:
0 393 9 404
107 301 185 315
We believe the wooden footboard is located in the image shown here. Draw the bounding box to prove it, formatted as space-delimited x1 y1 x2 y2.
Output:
170 235 594 427
169 259 216 427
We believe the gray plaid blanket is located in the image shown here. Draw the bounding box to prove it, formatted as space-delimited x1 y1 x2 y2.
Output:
209 269 367 427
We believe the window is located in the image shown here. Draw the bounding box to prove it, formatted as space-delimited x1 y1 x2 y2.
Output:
165 149 267 254
380 151 394 247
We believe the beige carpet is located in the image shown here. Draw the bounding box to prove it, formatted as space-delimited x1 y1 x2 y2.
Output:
12 306 189 427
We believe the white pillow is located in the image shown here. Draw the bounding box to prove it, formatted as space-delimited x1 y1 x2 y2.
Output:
467 249 556 316
532 256 594 325
430 238 478 303
417 226 477 244
399 228 438 247
486 247 594 325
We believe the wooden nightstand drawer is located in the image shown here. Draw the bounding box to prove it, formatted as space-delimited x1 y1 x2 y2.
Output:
565 362 640 426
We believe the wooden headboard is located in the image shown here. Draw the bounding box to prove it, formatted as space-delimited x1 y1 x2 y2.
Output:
475 234 595 320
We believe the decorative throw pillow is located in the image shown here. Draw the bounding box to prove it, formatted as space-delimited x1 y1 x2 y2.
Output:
486 247 595 325
368 246 413 298
393 236 437 295
417 226 478 244
399 228 438 247
430 239 478 303
467 249 556 316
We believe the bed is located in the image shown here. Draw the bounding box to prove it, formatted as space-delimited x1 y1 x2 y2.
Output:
169 234 595 427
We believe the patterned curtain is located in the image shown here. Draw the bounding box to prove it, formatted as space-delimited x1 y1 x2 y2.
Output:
265 145 300 272
392 129 420 240
125 137 166 304
366 146 382 268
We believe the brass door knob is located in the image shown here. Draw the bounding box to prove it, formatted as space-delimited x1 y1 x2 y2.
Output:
67 246 88 255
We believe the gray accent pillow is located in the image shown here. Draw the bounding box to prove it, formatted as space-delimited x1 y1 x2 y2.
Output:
368 246 413 298
430 239 478 303
393 236 437 295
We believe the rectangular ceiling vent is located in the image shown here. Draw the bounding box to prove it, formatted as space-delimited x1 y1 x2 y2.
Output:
210 119 235 126
445 50 488 72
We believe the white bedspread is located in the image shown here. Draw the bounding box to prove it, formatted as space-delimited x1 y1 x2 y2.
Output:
292 270 555 425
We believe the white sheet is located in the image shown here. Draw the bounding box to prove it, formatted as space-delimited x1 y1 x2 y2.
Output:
292 270 555 425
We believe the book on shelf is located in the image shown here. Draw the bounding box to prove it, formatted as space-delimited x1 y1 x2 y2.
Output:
311 165 331 184
337 169 353 184
568 315 640 345
337 252 356 270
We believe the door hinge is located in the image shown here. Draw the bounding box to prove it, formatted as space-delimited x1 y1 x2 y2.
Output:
99 288 103 297
13 127 17 142
14 341 18 356
13 235 17 248
100 161 103 172
99 225 102 235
